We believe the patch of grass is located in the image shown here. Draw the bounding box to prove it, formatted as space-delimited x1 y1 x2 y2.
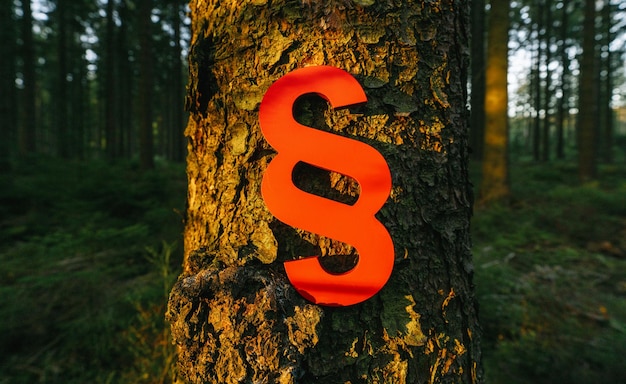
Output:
473 162 626 384
0 157 185 383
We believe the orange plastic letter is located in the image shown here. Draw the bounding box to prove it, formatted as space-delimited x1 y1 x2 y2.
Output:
259 66 394 306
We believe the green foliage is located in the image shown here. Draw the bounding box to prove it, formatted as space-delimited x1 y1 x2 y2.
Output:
119 242 180 384
0 158 184 383
3 157 625 383
473 162 626 384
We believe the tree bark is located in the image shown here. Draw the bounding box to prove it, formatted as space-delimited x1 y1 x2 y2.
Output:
56 0 70 158
168 2 186 162
168 1 482 383
117 1 133 159
555 0 570 160
480 0 510 203
138 0 155 170
470 0 486 161
578 0 597 181
541 0 553 162
532 4 544 162
104 0 118 160
19 0 37 155
0 0 17 170
601 0 614 164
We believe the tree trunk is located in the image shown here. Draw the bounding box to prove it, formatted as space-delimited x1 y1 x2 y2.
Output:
138 0 154 170
555 0 570 160
601 0 614 164
532 14 542 162
541 0 553 162
104 0 118 160
117 1 133 159
19 0 37 155
168 1 482 383
578 0 597 181
56 0 70 158
167 2 186 163
470 0 486 161
479 0 510 203
0 0 16 170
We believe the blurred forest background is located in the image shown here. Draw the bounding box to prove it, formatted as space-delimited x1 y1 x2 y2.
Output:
1 0 625 383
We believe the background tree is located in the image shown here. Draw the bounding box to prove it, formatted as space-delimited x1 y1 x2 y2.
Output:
470 0 486 161
480 0 511 203
504 0 625 166
599 0 616 163
167 0 482 383
578 0 597 181
0 0 17 171
19 0 37 155
555 0 571 160
2 0 189 166
138 0 155 170
104 0 118 160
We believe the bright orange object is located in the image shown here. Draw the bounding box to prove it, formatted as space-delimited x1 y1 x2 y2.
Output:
259 66 394 306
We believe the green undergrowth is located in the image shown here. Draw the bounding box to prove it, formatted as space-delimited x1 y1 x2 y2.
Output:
473 162 626 384
2 157 625 383
0 157 185 384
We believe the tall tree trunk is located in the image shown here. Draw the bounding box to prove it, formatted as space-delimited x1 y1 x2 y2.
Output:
578 0 597 181
541 0 553 162
56 0 70 158
480 0 510 203
555 0 570 160
528 38 538 156
104 0 118 160
0 0 17 170
169 2 185 162
138 0 154 170
470 0 486 161
601 0 614 163
167 1 482 383
19 0 37 155
532 14 543 162
117 1 133 159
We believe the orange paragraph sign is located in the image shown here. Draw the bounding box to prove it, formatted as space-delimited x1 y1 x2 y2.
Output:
259 66 394 306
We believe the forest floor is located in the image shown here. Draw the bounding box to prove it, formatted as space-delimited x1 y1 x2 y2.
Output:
472 162 626 384
0 157 625 383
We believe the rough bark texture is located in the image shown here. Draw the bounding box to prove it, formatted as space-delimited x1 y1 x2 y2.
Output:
167 1 482 383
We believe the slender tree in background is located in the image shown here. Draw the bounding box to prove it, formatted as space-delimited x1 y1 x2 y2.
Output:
159 1 187 162
19 0 37 155
555 0 571 160
104 0 118 160
3 0 189 163
532 3 544 162
470 0 486 161
601 0 614 164
55 0 70 158
167 0 482 383
480 0 510 203
117 0 134 159
578 0 597 181
169 1 186 162
541 0 553 162
0 0 17 171
138 0 155 170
